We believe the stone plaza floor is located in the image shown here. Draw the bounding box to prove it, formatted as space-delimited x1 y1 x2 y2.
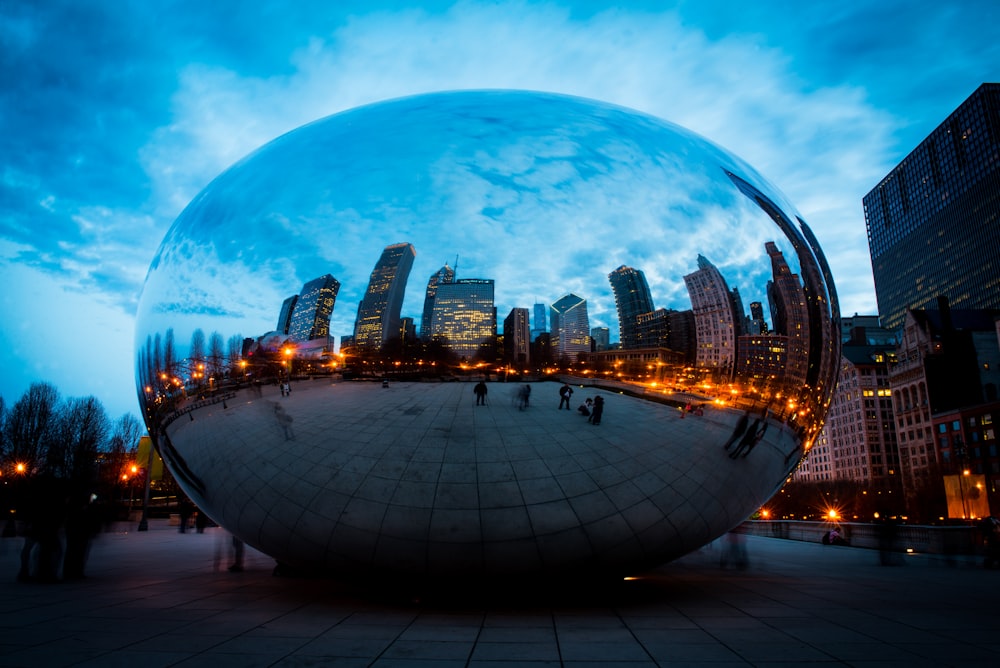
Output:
1 520 997 667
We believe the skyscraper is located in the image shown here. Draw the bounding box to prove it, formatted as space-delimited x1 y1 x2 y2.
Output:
590 326 610 351
766 242 810 388
683 255 738 377
864 83 1000 331
277 295 298 335
429 279 496 360
420 263 455 340
286 275 341 342
354 243 416 350
608 265 655 350
550 294 590 362
531 302 547 341
503 307 531 367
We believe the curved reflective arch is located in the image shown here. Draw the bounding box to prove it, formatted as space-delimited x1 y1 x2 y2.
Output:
135 90 840 578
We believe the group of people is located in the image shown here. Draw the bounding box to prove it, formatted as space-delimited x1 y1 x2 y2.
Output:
570 389 604 425
723 409 769 459
472 381 604 423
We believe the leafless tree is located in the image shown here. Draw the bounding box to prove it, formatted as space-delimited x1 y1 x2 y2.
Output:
4 382 60 474
44 396 109 483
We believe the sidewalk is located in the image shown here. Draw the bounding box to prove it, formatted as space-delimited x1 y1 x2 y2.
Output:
1 521 997 667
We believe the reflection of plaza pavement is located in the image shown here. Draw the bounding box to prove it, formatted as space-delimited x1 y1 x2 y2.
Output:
1 524 996 666
164 379 800 577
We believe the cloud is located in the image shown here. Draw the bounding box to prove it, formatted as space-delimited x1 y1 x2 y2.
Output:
137 2 892 319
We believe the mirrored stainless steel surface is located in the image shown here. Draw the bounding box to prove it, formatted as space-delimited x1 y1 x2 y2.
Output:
135 90 839 577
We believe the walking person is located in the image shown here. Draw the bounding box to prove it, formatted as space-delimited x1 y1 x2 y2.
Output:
558 383 573 410
474 380 488 406
517 384 530 410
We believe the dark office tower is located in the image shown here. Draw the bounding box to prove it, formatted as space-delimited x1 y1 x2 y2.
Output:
748 300 768 335
287 275 340 342
550 293 590 362
590 327 610 351
429 279 496 360
420 263 455 340
635 309 670 348
531 303 547 341
683 255 738 377
503 307 531 367
609 265 655 350
729 287 747 337
765 242 810 387
354 243 416 350
277 295 298 335
864 83 1000 331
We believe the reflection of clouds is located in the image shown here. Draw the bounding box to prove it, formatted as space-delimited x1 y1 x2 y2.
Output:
138 91 818 348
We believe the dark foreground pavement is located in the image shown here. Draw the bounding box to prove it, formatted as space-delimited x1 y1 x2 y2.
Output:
1 520 997 667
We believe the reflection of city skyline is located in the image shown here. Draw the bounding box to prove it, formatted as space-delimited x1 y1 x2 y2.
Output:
263 239 812 381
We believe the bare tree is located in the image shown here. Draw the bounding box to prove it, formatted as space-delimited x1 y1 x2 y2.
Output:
44 396 109 483
5 383 60 474
105 413 143 486
227 334 244 373
208 331 225 378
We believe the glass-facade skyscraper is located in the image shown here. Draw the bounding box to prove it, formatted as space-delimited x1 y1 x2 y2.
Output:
550 293 590 362
353 243 416 350
287 274 341 342
531 302 547 341
608 265 655 350
429 278 496 360
277 295 298 335
864 83 1000 331
420 263 455 340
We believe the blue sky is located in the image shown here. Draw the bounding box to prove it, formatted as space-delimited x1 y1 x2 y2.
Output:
2 0 998 421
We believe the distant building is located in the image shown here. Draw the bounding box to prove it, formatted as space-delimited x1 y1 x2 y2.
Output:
864 83 1000 331
429 278 496 360
286 274 340 343
503 307 531 367
609 265 655 350
420 263 455 340
796 340 899 487
353 243 416 350
889 299 1000 503
277 295 298 335
683 254 738 379
747 300 768 335
531 303 547 341
590 327 610 352
550 294 590 362
765 242 810 389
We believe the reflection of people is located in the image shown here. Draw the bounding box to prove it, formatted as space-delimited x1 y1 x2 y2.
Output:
719 531 748 569
723 411 751 451
590 395 605 425
273 402 295 440
229 535 245 572
517 384 531 410
558 384 573 409
474 380 488 405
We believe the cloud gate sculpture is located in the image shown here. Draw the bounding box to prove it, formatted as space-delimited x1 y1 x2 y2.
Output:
135 90 839 579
